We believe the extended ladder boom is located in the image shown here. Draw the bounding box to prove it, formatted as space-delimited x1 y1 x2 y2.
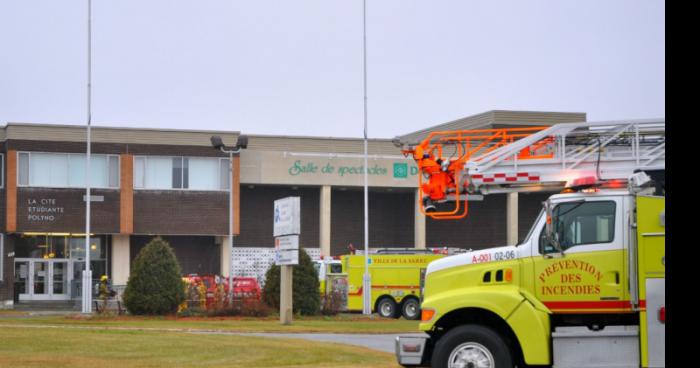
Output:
466 118 665 193
399 118 665 219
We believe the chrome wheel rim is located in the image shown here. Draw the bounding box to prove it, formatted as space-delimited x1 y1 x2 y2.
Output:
380 302 393 316
404 301 418 318
448 342 494 368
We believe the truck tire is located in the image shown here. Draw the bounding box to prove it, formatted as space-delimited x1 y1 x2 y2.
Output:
401 297 421 320
431 325 513 368
376 297 398 318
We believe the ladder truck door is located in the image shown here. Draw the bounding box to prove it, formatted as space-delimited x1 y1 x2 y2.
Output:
533 196 630 314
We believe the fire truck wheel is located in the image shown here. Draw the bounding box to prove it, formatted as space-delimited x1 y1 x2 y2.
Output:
376 297 398 318
401 297 421 320
432 325 513 368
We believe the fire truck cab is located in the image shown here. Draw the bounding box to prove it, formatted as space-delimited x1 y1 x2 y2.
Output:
396 177 665 367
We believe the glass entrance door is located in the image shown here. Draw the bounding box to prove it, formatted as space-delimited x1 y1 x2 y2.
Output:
15 259 72 301
14 261 29 296
52 261 69 299
33 261 48 296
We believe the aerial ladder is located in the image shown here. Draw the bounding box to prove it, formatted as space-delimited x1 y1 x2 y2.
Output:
395 118 665 219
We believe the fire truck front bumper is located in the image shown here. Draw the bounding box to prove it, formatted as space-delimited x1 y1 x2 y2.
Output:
395 335 431 367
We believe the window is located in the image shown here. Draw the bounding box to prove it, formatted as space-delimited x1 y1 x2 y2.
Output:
220 158 230 190
540 201 616 253
17 152 119 188
134 156 229 191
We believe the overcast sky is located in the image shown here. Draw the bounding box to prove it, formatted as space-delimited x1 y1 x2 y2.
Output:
0 1 664 139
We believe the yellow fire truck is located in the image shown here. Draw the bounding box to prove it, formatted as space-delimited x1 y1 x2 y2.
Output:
394 120 665 367
342 249 449 319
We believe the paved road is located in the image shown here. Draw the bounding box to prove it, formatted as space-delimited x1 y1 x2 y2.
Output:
193 331 429 353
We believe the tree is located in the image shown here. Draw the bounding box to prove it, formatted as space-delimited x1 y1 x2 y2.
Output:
262 248 320 315
123 237 185 315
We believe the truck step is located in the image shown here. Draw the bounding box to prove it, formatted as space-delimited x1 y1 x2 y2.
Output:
552 325 639 368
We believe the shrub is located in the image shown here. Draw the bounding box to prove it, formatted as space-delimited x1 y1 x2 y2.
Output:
123 237 186 315
237 298 273 317
321 290 344 316
262 248 320 315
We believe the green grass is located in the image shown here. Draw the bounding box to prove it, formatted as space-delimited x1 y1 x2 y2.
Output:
0 313 420 334
0 325 400 368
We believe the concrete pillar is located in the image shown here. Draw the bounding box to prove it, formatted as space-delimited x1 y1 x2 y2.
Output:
507 192 519 245
415 189 426 249
219 236 232 277
111 235 130 286
319 185 332 257
280 265 293 325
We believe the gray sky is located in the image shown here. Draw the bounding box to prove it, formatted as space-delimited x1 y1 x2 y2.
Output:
0 1 664 139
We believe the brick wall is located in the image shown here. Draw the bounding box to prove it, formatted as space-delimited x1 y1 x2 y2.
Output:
426 192 552 249
133 190 229 235
5 140 239 237
0 236 15 305
427 194 507 249
518 192 551 243
330 189 414 256
236 185 320 248
130 235 220 275
16 188 120 233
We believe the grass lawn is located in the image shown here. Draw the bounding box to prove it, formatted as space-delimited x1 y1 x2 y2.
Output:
0 313 420 334
0 325 400 368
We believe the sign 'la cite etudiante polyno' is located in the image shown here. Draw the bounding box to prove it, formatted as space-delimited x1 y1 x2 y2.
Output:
27 198 64 222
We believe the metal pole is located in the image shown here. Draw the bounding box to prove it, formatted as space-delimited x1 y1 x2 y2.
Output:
82 0 93 314
228 150 234 305
361 0 372 316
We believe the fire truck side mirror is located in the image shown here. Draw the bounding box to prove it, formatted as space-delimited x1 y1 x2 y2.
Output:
544 200 563 255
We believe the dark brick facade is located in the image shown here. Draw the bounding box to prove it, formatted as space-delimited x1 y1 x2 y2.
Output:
16 188 120 233
130 235 220 275
236 185 320 248
427 194 508 249
426 192 551 249
518 192 551 243
4 139 239 236
0 236 14 304
330 189 415 256
1 139 241 296
0 141 9 303
133 190 229 235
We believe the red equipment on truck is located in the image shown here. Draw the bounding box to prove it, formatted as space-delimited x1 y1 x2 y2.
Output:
183 274 261 307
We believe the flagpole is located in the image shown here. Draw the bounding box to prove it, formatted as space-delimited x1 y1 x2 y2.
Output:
82 0 93 314
361 0 372 316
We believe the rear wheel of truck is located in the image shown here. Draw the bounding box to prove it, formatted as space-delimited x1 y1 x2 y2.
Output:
376 297 398 318
401 297 421 320
432 325 513 368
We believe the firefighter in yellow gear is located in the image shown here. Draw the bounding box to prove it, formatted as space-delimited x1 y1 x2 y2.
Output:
197 280 207 309
98 275 116 299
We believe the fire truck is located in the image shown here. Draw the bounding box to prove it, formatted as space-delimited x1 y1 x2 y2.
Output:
394 119 665 368
343 249 460 319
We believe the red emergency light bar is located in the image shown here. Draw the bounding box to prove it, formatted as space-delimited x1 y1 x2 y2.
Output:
569 176 597 189
565 177 629 192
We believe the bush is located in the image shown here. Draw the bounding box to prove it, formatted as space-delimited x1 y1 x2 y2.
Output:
321 290 344 316
123 237 186 315
262 248 320 316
